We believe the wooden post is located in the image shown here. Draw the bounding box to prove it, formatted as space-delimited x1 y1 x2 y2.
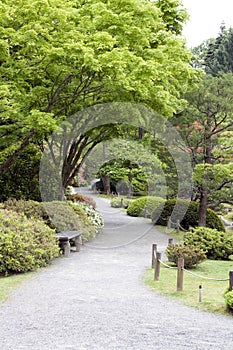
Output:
154 252 161 281
176 220 180 233
151 244 157 268
120 198 124 208
168 238 174 246
177 257 184 291
229 271 233 291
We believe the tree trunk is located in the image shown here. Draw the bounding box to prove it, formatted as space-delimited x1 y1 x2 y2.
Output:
101 174 111 195
198 187 208 226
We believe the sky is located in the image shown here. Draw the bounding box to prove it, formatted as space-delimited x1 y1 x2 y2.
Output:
182 0 233 47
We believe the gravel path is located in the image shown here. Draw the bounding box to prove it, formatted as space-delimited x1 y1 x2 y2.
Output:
0 190 232 350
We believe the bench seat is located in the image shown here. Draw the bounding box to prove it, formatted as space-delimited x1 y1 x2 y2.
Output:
55 230 83 257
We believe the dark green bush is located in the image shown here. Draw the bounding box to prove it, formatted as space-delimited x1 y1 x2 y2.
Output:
183 227 233 260
0 209 59 274
224 289 233 311
0 145 41 202
151 198 225 232
165 243 206 269
126 196 165 218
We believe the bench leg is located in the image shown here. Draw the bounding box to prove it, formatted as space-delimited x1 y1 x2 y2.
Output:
62 241 71 257
74 236 82 252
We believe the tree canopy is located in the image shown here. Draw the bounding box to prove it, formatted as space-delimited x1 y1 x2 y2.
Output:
0 0 198 199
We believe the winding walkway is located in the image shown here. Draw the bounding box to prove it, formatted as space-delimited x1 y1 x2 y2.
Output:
0 190 232 349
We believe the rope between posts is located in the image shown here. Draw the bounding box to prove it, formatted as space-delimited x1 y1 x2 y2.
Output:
158 259 178 269
182 268 229 281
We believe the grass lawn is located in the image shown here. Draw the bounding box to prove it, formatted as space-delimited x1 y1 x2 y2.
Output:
143 259 233 316
0 273 32 303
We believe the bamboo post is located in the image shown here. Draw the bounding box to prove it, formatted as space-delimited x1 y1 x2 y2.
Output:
151 244 157 268
177 257 184 291
154 252 161 281
229 271 233 291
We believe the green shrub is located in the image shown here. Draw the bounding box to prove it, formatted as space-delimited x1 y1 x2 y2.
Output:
44 202 97 242
3 199 49 222
224 289 233 311
3 199 99 243
165 243 206 269
151 198 225 232
183 227 233 260
70 202 104 234
0 209 59 274
126 196 165 218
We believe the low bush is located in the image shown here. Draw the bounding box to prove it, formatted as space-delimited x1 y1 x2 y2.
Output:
165 243 206 269
4 199 99 243
110 197 132 209
126 196 165 218
66 193 96 209
70 202 104 234
224 289 233 311
151 198 225 232
3 199 49 222
0 209 59 275
44 202 97 242
183 227 233 260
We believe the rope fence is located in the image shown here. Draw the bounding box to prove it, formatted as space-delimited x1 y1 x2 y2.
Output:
151 240 233 294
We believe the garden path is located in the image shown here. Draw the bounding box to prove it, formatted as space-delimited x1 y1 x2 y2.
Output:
0 188 232 349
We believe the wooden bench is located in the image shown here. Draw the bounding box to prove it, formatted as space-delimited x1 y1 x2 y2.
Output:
55 230 83 257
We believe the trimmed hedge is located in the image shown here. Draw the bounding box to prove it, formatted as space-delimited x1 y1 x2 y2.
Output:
183 227 233 260
151 198 225 232
126 196 165 218
0 209 59 274
165 244 206 269
3 199 98 242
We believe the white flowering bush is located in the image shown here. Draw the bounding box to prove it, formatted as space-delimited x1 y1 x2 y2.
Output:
71 202 104 233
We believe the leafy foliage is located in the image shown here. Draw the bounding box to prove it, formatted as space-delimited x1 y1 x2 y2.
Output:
3 199 100 242
0 0 197 193
165 243 206 269
126 196 165 218
224 289 233 311
0 146 41 201
183 227 233 260
70 202 104 234
151 198 225 232
173 73 233 213
0 209 59 274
